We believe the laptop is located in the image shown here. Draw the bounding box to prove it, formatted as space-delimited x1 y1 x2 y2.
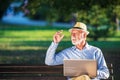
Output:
63 59 97 78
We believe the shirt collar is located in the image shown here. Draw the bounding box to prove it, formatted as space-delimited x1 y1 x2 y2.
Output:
84 42 89 49
72 42 89 50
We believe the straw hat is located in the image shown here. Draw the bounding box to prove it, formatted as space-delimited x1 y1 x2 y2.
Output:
69 22 89 35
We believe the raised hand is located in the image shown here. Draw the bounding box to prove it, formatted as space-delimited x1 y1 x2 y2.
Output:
53 30 64 43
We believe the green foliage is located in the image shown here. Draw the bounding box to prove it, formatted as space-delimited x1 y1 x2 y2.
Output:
113 5 120 18
0 0 120 40
28 0 120 20
77 5 117 40
27 0 120 40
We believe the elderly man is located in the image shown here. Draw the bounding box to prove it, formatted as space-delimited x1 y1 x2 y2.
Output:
45 22 109 80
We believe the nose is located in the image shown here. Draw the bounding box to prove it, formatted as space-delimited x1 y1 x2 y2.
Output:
71 33 76 40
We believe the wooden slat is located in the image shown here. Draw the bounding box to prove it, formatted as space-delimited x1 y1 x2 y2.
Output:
0 63 114 80
0 65 63 74
0 77 67 80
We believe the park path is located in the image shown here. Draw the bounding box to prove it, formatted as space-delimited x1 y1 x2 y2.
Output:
2 15 73 28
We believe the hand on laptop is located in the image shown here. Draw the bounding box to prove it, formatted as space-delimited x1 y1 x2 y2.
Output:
53 30 64 43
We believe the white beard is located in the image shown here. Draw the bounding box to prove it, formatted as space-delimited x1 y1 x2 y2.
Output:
72 39 83 45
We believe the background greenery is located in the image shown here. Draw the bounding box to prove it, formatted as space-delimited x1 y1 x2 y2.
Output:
0 0 120 40
0 22 120 79
0 23 120 64
0 0 120 79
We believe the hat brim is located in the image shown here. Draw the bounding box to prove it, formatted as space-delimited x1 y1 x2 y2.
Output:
69 28 89 35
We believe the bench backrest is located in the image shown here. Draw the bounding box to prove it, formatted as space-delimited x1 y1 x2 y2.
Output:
0 63 114 80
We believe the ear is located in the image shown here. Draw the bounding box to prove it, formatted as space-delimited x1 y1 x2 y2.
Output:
83 32 87 39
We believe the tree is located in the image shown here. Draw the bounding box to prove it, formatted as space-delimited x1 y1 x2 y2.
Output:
112 5 120 31
77 5 116 40
28 0 120 40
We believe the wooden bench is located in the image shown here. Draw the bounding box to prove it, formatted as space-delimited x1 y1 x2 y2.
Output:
0 63 114 80
104 63 114 80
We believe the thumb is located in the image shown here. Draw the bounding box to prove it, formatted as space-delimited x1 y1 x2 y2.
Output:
60 34 64 40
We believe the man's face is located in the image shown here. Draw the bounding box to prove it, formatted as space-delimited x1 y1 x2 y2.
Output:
70 29 86 45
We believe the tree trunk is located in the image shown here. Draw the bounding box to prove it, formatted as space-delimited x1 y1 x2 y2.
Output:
116 17 119 31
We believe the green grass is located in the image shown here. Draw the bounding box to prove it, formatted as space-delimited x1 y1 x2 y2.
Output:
0 24 70 50
0 23 120 50
0 23 120 64
0 23 120 80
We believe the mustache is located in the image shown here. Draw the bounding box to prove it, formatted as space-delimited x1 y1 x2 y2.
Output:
71 37 84 40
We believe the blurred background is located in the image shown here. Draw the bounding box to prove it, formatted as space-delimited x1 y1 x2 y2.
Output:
0 0 120 79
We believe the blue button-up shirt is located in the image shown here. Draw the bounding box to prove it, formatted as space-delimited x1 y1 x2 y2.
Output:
45 42 109 80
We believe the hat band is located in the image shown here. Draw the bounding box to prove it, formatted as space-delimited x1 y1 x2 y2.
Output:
73 27 83 30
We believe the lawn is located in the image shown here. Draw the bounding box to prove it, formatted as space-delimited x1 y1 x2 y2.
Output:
0 23 120 50
0 23 120 64
0 23 70 50
0 23 120 80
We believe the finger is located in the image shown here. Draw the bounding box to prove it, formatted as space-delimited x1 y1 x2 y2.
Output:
54 30 63 38
60 34 64 39
60 30 63 32
57 30 63 34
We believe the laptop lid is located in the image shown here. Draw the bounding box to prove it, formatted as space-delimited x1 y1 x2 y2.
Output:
63 59 97 78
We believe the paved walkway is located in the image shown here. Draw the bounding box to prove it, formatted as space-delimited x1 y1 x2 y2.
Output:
2 15 73 28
